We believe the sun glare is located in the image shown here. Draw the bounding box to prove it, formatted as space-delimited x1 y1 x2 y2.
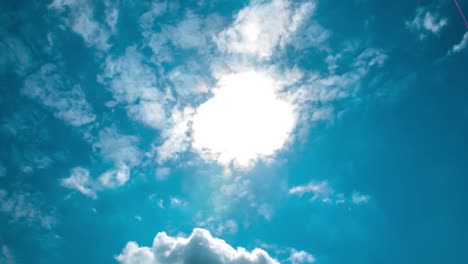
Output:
192 71 297 168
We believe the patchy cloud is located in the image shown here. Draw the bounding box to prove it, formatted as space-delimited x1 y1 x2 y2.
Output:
116 228 279 264
288 250 316 264
0 189 56 229
216 0 317 58
61 167 97 199
99 46 170 129
406 7 447 39
22 64 95 127
155 107 195 165
93 127 142 168
98 163 130 188
450 32 468 54
49 0 112 50
1 245 15 264
351 191 371 205
0 37 35 75
289 180 370 205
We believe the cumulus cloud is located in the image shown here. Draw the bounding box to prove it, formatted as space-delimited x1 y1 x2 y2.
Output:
49 0 111 50
406 7 447 39
450 32 468 54
116 228 279 264
61 167 97 199
22 64 95 127
0 189 56 229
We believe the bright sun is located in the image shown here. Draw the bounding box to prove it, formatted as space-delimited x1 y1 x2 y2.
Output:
191 71 297 168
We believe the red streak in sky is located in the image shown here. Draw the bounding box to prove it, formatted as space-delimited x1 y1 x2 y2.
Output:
454 0 468 29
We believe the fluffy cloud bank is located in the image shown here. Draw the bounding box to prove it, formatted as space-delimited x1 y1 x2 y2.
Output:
116 228 279 264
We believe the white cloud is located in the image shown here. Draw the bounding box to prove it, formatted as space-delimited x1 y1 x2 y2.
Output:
104 0 119 33
289 181 371 206
99 46 170 129
288 181 334 203
134 0 386 171
163 12 223 50
155 107 194 165
61 167 97 199
140 7 223 61
406 8 447 39
49 0 110 50
288 250 315 264
192 70 297 168
22 64 95 127
155 167 170 180
98 164 130 188
0 189 56 229
216 0 315 58
93 127 142 167
351 191 371 205
450 32 468 53
139 2 167 32
116 228 279 264
169 197 185 207
258 203 274 221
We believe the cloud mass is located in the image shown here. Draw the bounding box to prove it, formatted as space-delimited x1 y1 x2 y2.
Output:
116 228 279 264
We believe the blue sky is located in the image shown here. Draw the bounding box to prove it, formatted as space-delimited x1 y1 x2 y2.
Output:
1 0 468 263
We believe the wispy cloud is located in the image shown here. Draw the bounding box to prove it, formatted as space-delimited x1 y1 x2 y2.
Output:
1 245 15 264
0 189 56 229
155 107 195 165
22 64 95 127
92 127 142 167
289 180 371 205
62 127 143 197
289 181 334 203
406 7 447 39
0 37 36 75
216 0 318 59
449 32 468 54
288 250 316 264
99 46 170 129
49 0 112 51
